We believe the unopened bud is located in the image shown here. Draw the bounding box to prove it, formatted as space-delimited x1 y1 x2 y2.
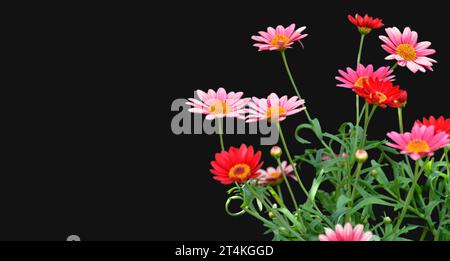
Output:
370 169 377 176
383 216 392 223
270 146 282 159
355 149 368 163
268 211 275 219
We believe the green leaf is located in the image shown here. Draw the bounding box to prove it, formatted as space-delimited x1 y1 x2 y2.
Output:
424 200 443 217
311 118 323 139
348 196 397 215
295 123 313 144
256 198 263 212
309 170 325 202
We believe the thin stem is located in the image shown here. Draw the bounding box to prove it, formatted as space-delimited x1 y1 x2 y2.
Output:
419 227 428 241
355 95 360 126
280 50 312 122
397 107 404 133
276 158 298 211
217 119 224 151
349 162 363 209
355 34 365 126
394 162 425 235
276 184 283 202
356 34 365 65
277 122 309 197
361 104 377 146
391 62 399 71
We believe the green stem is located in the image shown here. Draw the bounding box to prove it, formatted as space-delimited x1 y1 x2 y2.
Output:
419 227 428 241
276 184 283 202
394 162 425 236
355 34 365 126
277 122 309 196
391 62 399 71
276 158 298 211
349 162 363 209
356 34 365 65
397 107 404 133
217 119 224 151
361 104 377 146
280 50 312 122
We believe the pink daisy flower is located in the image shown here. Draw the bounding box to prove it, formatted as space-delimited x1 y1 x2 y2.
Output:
251 24 307 51
186 88 250 120
319 223 373 241
246 93 306 123
386 123 450 161
379 27 437 73
336 64 395 89
257 161 297 186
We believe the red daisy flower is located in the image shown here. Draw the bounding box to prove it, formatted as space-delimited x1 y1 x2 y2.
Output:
415 116 450 136
348 13 384 35
210 144 263 185
354 77 407 108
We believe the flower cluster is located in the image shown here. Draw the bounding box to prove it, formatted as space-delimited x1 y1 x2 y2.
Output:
181 13 448 241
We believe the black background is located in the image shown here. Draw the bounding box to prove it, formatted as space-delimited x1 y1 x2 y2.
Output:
1 1 448 241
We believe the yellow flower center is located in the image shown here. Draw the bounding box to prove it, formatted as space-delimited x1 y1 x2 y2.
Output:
271 34 290 49
375 91 387 103
228 163 251 180
354 76 369 88
396 44 416 61
406 139 430 153
208 100 230 115
266 105 287 120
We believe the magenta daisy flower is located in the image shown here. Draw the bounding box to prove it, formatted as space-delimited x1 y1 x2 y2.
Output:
379 27 437 73
319 223 373 241
246 93 306 123
251 24 307 51
186 88 250 120
386 123 450 160
336 64 395 89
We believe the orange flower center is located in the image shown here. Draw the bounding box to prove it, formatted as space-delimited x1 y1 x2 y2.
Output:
271 34 290 49
354 76 369 88
208 100 230 115
266 105 287 120
229 163 251 180
396 44 416 61
375 91 387 103
406 139 430 153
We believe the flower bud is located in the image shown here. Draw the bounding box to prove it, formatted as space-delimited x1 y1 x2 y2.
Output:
270 146 282 159
268 211 275 219
383 216 392 223
370 169 377 176
355 149 368 163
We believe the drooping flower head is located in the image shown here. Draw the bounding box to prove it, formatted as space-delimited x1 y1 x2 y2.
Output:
354 77 407 108
319 223 373 241
246 93 306 123
336 64 395 89
415 116 450 136
210 144 263 185
386 123 450 160
257 161 297 186
379 27 437 73
251 24 307 51
348 14 384 35
186 88 250 120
